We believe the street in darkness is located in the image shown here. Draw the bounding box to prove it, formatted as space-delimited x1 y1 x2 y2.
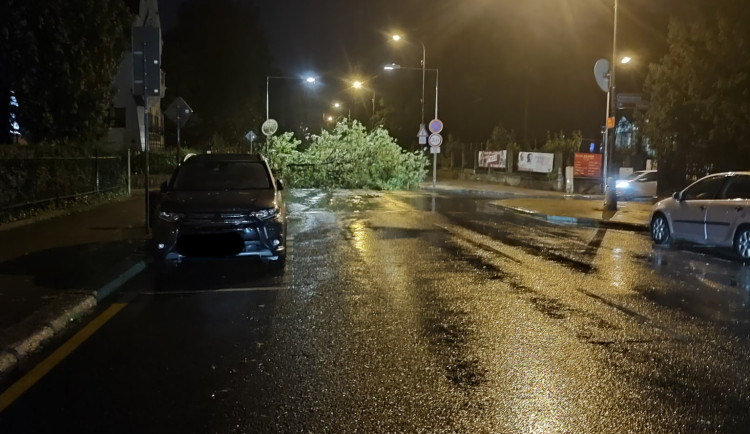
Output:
1 189 749 433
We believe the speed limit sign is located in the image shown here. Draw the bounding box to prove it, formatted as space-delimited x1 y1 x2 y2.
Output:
428 133 443 147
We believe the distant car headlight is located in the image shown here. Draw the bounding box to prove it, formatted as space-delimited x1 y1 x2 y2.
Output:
158 211 185 222
615 180 630 189
250 207 279 221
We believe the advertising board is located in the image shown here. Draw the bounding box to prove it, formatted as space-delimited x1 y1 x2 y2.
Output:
478 151 507 169
518 152 554 173
573 153 602 178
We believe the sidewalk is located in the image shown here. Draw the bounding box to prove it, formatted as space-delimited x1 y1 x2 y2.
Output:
422 179 653 231
0 194 150 377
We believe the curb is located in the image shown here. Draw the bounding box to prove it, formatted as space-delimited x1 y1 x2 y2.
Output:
492 203 649 232
421 185 605 201
0 260 146 378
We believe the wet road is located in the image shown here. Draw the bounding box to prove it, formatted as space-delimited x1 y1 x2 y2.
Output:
1 190 750 433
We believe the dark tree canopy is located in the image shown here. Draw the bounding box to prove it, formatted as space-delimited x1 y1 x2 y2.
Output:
162 0 271 150
643 0 750 190
0 0 131 144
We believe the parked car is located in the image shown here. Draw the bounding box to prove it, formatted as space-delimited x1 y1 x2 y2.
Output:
152 153 287 271
649 172 750 263
616 170 658 199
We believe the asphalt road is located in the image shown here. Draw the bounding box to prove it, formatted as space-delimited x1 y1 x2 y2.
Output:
1 190 750 433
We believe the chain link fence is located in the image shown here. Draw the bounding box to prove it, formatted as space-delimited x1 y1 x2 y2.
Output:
0 154 126 218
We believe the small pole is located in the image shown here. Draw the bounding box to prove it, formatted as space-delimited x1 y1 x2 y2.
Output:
143 41 150 233
95 147 99 193
176 109 181 165
127 149 131 196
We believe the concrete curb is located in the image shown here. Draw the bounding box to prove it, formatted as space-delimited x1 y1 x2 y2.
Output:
421 185 605 201
0 260 146 378
492 202 649 232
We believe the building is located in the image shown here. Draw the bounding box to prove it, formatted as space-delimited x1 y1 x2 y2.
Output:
104 0 165 154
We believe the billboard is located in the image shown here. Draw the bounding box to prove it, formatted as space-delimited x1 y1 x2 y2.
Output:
573 153 602 178
478 150 507 169
518 152 554 173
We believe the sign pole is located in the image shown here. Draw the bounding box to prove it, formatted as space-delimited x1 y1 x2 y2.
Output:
142 41 150 233
176 110 181 165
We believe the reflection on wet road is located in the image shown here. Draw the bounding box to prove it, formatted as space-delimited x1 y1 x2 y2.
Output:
2 188 750 433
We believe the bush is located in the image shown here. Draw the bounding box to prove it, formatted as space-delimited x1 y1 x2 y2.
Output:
265 120 428 190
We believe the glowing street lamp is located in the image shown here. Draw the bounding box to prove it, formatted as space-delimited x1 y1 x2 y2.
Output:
265 75 317 120
390 33 426 125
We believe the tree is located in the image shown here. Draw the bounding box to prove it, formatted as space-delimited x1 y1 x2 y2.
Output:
162 0 271 150
542 130 582 165
643 1 750 191
0 0 131 144
265 120 428 190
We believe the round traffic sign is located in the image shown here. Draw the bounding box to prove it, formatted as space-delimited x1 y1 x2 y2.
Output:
261 119 278 136
428 133 443 147
428 119 443 134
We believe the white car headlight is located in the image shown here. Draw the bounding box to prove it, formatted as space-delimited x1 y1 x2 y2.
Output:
158 211 185 222
251 207 279 221
615 180 629 189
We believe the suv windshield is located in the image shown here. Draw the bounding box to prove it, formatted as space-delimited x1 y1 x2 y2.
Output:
172 160 271 191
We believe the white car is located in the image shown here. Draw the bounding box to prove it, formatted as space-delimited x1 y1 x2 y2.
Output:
616 170 658 199
649 172 750 263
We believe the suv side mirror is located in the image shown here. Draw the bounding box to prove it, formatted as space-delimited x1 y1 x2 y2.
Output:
276 179 284 191
672 191 681 201
160 181 169 193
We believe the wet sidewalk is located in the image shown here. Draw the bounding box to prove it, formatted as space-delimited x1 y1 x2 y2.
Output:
422 179 653 231
0 194 149 377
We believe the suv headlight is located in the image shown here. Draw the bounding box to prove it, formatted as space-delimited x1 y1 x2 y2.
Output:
158 211 185 222
615 180 629 189
250 207 279 221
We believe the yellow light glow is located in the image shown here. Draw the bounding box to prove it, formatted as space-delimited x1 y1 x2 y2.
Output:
392 34 401 41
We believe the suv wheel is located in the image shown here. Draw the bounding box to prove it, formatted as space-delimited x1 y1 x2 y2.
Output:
651 214 671 245
734 227 750 264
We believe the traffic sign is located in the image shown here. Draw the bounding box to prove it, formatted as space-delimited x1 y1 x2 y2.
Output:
262 119 278 136
429 119 443 134
428 133 443 147
164 97 193 128
430 146 440 154
244 130 258 143
417 123 428 145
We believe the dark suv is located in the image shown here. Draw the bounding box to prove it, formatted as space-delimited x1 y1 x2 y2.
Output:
152 153 286 271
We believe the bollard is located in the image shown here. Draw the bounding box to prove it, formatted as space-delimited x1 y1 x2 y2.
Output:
604 177 618 210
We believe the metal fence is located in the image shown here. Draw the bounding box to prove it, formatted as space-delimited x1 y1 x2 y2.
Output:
0 155 126 214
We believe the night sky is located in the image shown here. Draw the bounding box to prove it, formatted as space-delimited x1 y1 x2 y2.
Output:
160 0 691 144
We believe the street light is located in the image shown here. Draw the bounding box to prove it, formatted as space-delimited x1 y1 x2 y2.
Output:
351 80 376 115
390 34 426 125
265 75 317 120
601 0 620 210
384 63 440 189
383 64 438 120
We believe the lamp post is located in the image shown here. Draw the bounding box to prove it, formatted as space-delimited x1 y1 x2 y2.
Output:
603 0 619 209
391 34 426 126
265 75 316 120
384 64 440 188
352 80 376 115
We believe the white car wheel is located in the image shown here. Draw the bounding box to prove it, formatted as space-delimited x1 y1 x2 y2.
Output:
734 227 750 263
651 214 671 245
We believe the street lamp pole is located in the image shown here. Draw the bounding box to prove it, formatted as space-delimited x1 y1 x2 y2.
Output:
604 0 619 206
420 41 426 125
